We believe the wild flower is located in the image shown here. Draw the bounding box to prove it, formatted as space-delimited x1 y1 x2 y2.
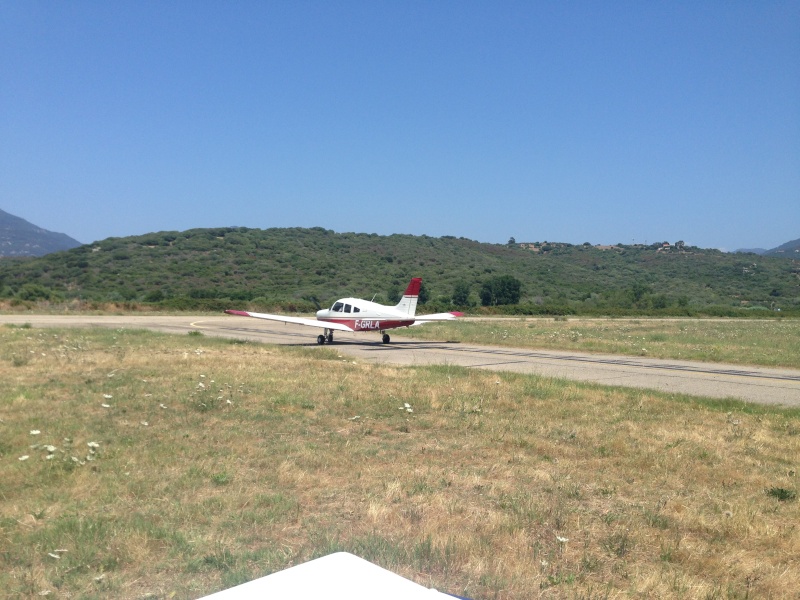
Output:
19 455 29 461
103 394 113 399
30 430 41 435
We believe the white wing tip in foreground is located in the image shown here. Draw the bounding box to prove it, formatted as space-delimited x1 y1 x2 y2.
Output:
198 551 466 599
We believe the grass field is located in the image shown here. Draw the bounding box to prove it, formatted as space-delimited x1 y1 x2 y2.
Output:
394 317 800 369
1 325 799 599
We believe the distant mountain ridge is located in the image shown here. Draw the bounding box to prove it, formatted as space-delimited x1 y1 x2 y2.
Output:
735 238 800 257
764 238 800 257
0 209 82 257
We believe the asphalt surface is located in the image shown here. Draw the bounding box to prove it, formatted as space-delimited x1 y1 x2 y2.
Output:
2 314 799 408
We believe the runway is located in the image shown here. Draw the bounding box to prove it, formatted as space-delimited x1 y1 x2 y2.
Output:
2 314 799 407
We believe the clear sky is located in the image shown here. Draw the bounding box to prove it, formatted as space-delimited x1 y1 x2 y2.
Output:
1 1 798 250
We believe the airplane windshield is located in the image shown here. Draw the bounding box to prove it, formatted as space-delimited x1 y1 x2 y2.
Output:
331 302 344 312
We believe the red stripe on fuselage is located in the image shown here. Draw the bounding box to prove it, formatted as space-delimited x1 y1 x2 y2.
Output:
320 318 415 331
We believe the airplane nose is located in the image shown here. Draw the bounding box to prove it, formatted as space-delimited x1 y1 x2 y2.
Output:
316 309 325 319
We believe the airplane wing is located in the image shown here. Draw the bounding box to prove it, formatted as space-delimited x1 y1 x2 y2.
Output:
225 310 355 332
410 311 463 326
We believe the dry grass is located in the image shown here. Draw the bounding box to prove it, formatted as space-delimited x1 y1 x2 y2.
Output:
397 317 800 369
1 325 799 599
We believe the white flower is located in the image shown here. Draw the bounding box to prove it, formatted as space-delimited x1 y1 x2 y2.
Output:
30 430 41 435
45 445 57 453
87 442 100 449
159 404 167 409
140 421 148 426
103 394 113 399
19 455 30 461
101 404 111 408
556 535 569 543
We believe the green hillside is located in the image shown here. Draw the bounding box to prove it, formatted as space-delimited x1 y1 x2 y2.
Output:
1 227 798 315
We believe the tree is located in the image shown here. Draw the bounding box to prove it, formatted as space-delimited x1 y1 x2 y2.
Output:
418 281 429 305
452 281 471 306
507 236 516 247
480 275 522 306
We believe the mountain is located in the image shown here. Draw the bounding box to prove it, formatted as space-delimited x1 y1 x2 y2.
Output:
764 238 800 257
735 238 800 257
734 247 768 255
0 227 797 314
0 209 82 257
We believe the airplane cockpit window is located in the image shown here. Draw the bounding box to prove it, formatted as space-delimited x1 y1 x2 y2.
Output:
344 304 352 313
332 302 344 312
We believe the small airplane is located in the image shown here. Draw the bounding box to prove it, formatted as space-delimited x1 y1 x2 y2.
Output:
225 278 461 344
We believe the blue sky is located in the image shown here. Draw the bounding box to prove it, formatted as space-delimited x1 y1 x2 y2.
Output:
1 1 798 250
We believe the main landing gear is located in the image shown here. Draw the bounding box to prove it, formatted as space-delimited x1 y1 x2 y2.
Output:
317 330 334 345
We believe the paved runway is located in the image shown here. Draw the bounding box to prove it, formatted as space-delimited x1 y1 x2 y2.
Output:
2 314 799 407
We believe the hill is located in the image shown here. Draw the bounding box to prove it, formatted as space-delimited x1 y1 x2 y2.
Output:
0 209 82 257
0 227 798 315
735 238 800 257
764 237 800 257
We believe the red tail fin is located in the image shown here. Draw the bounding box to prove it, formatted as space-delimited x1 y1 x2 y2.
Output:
403 278 422 297
395 278 421 316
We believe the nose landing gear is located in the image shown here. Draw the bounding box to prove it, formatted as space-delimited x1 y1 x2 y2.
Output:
381 333 391 344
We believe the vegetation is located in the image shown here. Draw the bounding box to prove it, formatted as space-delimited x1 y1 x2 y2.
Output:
0 227 798 315
2 327 799 598
480 274 522 306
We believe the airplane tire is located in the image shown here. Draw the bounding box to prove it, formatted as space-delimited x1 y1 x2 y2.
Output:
317 335 326 345
382 334 390 344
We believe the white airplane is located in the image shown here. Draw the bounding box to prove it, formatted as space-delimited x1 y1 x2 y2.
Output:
225 278 462 344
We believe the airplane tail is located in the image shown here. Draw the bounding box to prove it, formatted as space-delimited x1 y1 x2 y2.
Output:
395 278 421 317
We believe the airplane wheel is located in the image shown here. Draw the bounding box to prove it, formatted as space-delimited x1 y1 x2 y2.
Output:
327 333 334 343
382 334 390 344
317 335 326 345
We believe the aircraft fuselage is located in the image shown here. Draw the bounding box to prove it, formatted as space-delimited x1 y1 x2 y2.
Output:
315 298 414 332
